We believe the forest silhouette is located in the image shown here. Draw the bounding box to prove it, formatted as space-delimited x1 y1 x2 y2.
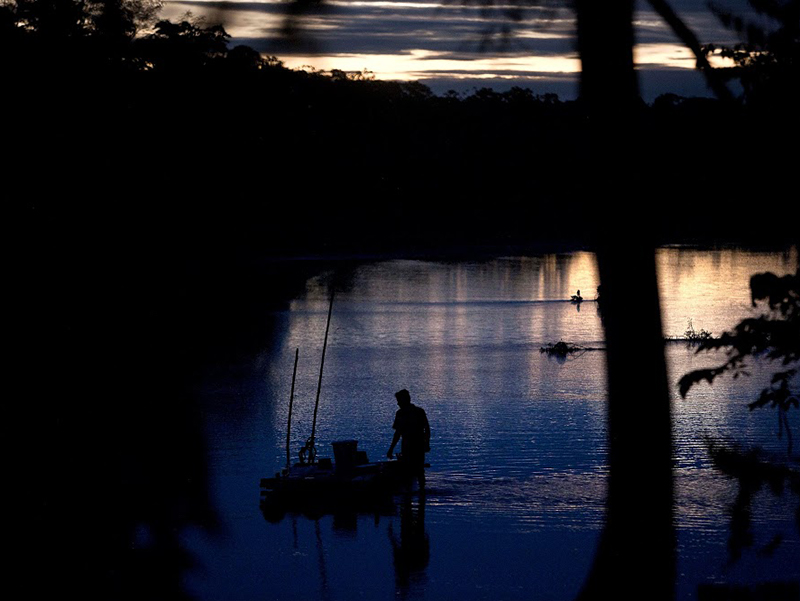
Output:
6 0 797 254
8 1 797 600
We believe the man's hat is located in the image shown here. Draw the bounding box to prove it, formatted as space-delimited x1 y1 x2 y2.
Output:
395 389 411 403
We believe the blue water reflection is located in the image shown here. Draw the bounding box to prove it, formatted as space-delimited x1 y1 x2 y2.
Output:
184 248 798 601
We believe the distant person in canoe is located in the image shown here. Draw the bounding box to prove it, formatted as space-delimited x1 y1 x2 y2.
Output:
387 389 431 489
571 290 583 302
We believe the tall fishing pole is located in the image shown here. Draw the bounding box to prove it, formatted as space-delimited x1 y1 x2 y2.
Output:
286 348 299 469
300 291 334 464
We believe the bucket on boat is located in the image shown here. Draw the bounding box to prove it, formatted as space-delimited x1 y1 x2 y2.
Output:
331 440 359 474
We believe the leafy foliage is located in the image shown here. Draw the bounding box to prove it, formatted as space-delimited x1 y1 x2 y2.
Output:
135 17 231 71
702 0 800 108
678 268 799 562
704 436 800 562
679 268 799 453
679 269 799 405
10 0 161 38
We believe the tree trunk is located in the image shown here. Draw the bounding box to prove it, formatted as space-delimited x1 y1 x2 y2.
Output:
574 1 676 599
578 242 676 600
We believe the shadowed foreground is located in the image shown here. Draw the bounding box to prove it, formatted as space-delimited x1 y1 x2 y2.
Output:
8 2 798 599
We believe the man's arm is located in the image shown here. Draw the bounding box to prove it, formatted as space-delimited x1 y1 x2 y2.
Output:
387 430 401 458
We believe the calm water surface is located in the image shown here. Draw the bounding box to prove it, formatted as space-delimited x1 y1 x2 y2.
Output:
184 247 799 601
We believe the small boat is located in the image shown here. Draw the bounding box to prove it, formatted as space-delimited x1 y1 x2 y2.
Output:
570 289 583 303
261 293 417 522
260 440 408 520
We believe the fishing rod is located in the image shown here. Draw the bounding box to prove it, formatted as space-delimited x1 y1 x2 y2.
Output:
286 348 299 470
299 291 335 464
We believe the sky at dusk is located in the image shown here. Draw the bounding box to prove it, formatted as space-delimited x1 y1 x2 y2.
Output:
162 0 767 100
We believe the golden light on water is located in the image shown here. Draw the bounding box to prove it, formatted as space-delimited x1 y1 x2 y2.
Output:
656 246 798 339
564 252 600 300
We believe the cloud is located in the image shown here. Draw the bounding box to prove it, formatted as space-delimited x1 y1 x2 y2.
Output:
165 0 576 57
161 0 764 98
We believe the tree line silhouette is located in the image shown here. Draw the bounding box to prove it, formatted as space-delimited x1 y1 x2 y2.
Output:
5 0 797 255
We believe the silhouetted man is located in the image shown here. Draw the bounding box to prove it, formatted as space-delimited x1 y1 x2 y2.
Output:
387 389 430 489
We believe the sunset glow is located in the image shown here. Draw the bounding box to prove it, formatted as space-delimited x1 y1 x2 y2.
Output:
164 0 746 98
280 49 582 82
634 43 736 70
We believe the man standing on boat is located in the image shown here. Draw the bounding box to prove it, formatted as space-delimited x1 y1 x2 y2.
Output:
387 389 430 489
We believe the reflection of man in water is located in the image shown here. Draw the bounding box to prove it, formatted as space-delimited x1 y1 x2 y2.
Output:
387 389 430 489
389 495 429 597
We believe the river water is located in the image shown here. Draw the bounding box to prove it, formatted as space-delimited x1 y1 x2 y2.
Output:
183 246 798 601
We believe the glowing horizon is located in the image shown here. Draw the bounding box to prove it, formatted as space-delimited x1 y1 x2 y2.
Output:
163 0 748 98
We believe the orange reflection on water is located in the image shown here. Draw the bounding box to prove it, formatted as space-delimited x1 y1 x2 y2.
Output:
656 246 798 339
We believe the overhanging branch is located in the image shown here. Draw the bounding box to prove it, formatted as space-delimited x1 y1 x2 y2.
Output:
646 0 735 101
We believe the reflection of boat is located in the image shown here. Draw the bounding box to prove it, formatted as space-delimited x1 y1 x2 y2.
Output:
260 440 407 521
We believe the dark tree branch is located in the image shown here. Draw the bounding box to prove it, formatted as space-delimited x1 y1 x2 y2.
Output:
646 0 735 102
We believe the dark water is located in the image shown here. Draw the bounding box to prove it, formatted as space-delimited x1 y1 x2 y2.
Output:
183 247 799 600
